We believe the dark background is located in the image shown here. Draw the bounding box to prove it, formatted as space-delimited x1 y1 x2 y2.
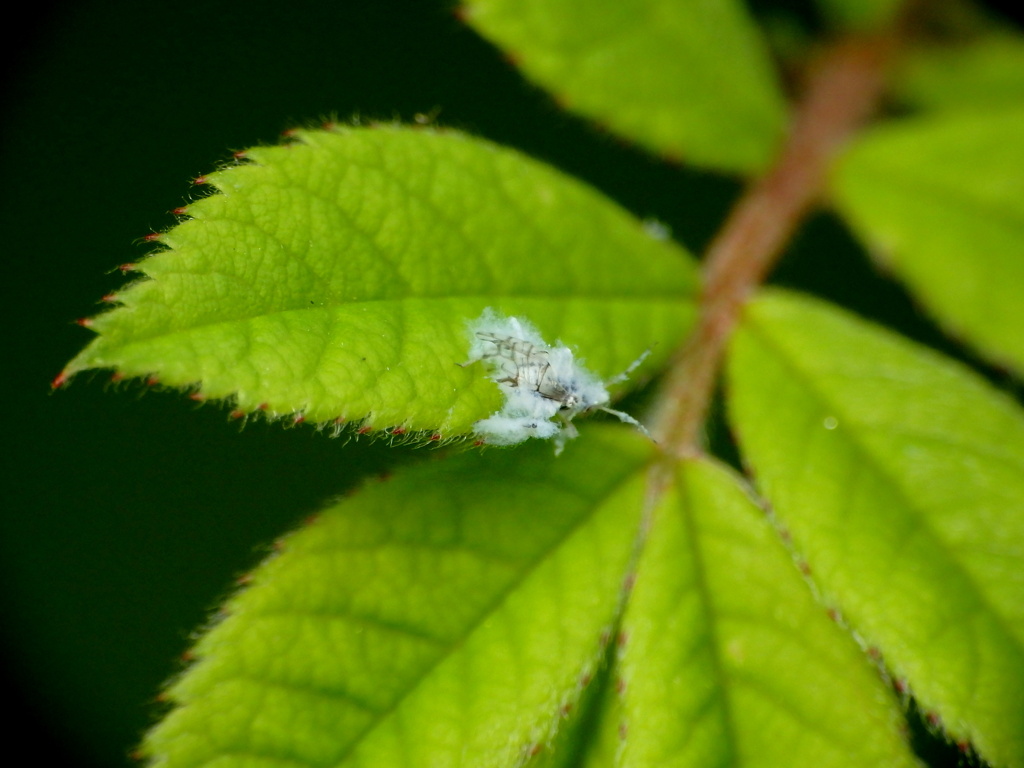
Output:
1 1 1017 766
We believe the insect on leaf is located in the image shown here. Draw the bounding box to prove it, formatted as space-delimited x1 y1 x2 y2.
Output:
61 125 698 440
465 309 651 452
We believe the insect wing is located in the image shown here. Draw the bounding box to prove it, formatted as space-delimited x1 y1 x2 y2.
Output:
476 332 551 391
466 309 650 450
534 346 579 406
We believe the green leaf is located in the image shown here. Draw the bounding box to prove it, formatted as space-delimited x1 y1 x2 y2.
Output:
831 107 1024 374
527 650 621 768
728 290 1024 767
460 0 787 174
141 427 656 768
814 0 904 31
63 125 697 438
894 33 1024 113
607 457 917 767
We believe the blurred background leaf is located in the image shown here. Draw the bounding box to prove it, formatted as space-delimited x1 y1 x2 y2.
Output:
894 30 1024 113
832 108 1024 374
462 0 787 173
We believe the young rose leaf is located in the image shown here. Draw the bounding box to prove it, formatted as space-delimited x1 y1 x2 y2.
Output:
525 647 621 768
728 290 1024 767
460 0 786 174
894 32 1024 113
141 428 656 768
831 107 1024 374
604 457 917 767
62 126 697 438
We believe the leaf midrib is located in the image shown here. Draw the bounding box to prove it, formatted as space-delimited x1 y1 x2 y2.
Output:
318 461 649 765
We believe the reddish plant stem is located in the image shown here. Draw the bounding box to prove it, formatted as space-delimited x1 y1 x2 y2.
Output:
651 31 898 457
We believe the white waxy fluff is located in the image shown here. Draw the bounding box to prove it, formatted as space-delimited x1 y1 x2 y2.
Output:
463 309 650 454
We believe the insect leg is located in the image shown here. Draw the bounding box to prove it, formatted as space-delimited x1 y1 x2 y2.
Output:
605 348 652 386
600 407 655 442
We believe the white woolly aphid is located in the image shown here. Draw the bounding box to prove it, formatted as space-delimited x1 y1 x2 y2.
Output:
464 309 650 453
